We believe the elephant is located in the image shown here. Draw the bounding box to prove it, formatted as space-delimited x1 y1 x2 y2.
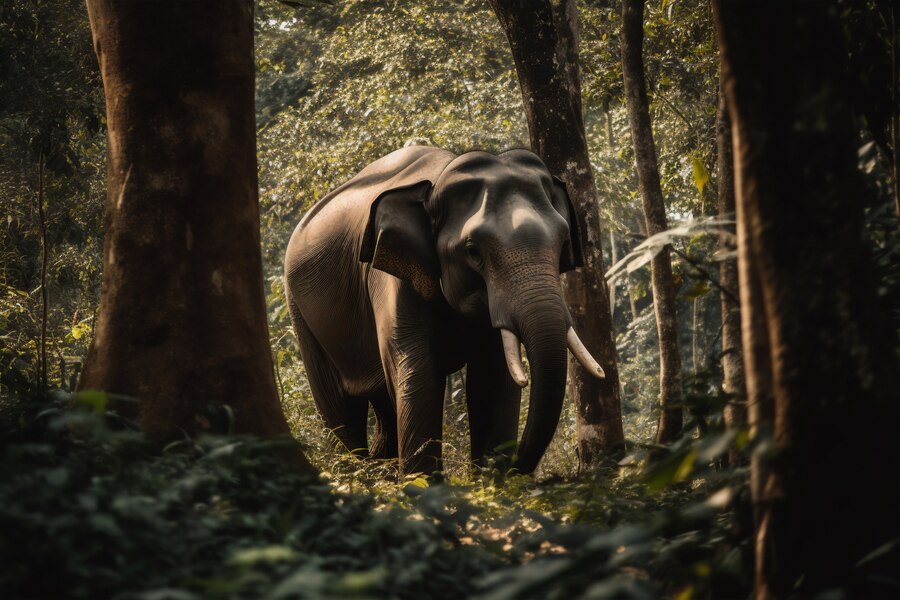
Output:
284 145 605 475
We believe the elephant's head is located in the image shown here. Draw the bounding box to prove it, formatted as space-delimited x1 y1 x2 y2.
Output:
360 149 604 473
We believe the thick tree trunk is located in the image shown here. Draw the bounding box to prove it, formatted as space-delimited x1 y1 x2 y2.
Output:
715 74 745 466
715 2 900 597
621 0 683 446
80 0 303 456
490 0 625 466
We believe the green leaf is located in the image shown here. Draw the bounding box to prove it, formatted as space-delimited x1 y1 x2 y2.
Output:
691 156 709 196
682 281 711 300
408 476 429 489
696 429 737 462
644 448 698 491
675 585 694 600
673 449 697 482
75 390 108 413
69 321 92 341
333 567 388 594
229 545 297 567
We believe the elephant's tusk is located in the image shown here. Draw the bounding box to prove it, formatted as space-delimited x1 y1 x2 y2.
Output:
501 329 529 388
567 327 606 379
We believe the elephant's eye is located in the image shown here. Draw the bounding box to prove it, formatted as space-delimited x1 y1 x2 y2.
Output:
464 241 482 264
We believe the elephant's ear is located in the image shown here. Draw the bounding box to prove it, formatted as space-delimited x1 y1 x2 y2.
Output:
550 175 585 272
360 180 439 298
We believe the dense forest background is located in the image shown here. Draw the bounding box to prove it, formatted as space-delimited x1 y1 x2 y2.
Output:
1 0 898 598
0 0 734 458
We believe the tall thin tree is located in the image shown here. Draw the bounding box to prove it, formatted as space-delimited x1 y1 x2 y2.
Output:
36 149 48 388
490 0 625 466
714 2 899 596
621 0 683 446
80 0 306 460
715 71 745 465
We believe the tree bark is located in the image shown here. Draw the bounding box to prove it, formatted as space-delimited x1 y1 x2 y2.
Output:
715 2 900 596
36 149 49 388
627 275 639 322
691 298 699 373
608 230 617 322
621 0 683 446
80 0 304 459
890 1 899 217
715 72 745 466
490 0 625 466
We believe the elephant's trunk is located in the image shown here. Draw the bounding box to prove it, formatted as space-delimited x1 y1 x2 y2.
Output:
488 252 604 473
510 291 570 475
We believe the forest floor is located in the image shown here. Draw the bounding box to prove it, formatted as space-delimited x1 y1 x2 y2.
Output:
0 388 753 599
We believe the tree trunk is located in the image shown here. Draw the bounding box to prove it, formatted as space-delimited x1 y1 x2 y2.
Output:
491 0 625 464
604 99 640 324
621 0 683 446
691 298 699 374
80 0 304 459
608 230 617 322
36 149 49 388
628 276 639 321
715 74 745 466
490 0 625 466
890 2 899 217
714 2 900 596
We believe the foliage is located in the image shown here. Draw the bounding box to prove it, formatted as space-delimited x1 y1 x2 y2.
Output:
0 0 105 389
605 216 734 284
255 0 527 278
0 391 499 599
0 388 755 599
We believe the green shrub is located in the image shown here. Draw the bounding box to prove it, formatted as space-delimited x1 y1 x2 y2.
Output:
0 389 754 600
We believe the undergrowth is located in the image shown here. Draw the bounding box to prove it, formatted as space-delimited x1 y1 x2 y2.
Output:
0 386 753 599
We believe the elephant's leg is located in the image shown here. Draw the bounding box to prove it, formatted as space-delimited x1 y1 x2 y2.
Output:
466 329 522 466
395 370 445 475
375 289 445 475
381 347 445 474
290 301 369 455
367 388 398 459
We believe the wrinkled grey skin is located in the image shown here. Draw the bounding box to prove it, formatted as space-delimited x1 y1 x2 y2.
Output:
284 146 584 474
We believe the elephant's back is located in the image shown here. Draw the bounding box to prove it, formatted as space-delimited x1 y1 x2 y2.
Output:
285 146 454 299
299 146 454 230
283 146 454 394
